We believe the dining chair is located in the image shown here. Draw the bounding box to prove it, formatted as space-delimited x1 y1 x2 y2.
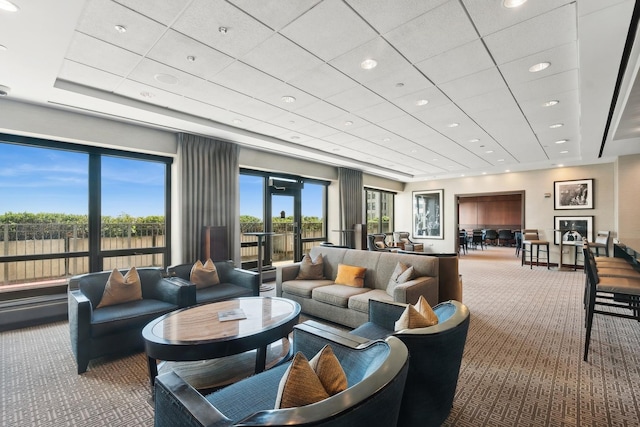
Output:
520 229 549 269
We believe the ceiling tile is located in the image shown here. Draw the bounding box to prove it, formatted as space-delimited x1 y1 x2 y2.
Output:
295 100 346 122
438 67 506 101
416 39 494 85
64 32 142 77
365 65 433 99
462 0 574 36
146 30 235 81
241 34 323 82
228 97 286 122
499 42 578 86
483 3 577 65
113 0 191 26
354 102 406 123
456 88 516 114
390 86 450 113
322 113 369 132
57 61 123 93
345 0 449 34
211 62 283 98
510 69 579 102
257 83 320 111
75 0 168 55
228 0 321 30
287 64 359 99
114 79 189 109
325 85 385 112
173 0 274 58
296 122 341 138
280 0 378 61
385 0 479 63
269 111 317 131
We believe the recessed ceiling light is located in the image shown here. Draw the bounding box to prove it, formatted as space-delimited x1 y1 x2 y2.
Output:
503 0 527 8
560 150 568 154
410 149 417 153
529 62 550 73
461 174 465 177
344 121 353 126
557 164 564 167
232 119 243 125
497 159 505 162
114 24 127 33
469 138 480 143
332 148 340 152
482 172 487 175
0 0 19 12
139 91 154 98
555 139 568 144
448 123 459 128
383 137 391 142
433 158 438 162
395 82 404 88
543 100 559 107
187 55 196 62
485 150 494 154
154 73 178 84
281 95 296 103
416 99 429 106
505 169 511 172
360 58 378 70
0 44 7 51
219 26 228 34
290 136 300 140
549 123 564 129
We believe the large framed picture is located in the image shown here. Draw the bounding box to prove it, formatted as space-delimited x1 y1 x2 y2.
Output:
413 189 443 239
554 179 594 209
554 216 593 245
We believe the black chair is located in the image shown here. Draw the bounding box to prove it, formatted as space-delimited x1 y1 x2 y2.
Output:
497 229 514 246
484 229 498 245
367 233 392 251
458 230 467 255
583 246 640 361
470 229 486 250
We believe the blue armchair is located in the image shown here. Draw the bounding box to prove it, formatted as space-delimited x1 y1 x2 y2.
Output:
351 299 470 427
154 321 410 427
167 260 259 304
68 267 191 374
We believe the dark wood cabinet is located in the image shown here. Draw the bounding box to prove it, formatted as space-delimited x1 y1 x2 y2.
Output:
201 226 229 261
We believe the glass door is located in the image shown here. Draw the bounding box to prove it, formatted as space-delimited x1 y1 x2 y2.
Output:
269 185 302 267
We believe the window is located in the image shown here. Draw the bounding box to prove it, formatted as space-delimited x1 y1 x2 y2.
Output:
365 188 394 234
301 182 327 253
0 135 171 297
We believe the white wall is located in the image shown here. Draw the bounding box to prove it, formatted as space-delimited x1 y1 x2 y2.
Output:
398 163 616 262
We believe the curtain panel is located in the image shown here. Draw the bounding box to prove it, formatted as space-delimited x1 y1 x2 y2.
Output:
178 134 240 264
338 167 363 248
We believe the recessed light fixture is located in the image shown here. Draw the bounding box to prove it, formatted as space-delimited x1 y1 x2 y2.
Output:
0 44 7 51
554 139 568 144
416 99 429 106
281 95 296 103
485 150 494 154
219 26 228 34
447 123 459 128
560 150 568 154
187 55 196 62
549 123 564 129
0 0 19 12
469 138 480 143
529 62 550 73
505 169 511 172
497 159 505 162
503 0 527 8
114 24 127 33
332 148 341 152
433 158 438 162
154 73 178 85
543 100 559 107
395 83 404 88
461 174 465 177
344 121 353 126
557 164 564 167
290 136 300 140
360 58 378 70
410 149 417 153
383 137 391 142
232 119 243 125
139 91 154 98
482 172 487 175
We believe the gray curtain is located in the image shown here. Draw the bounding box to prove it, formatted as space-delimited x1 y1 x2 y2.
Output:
338 167 363 248
178 133 240 264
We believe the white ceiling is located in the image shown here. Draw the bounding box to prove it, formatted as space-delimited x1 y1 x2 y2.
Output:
0 0 639 182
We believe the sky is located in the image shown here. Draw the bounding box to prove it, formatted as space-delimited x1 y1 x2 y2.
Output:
1 143 323 219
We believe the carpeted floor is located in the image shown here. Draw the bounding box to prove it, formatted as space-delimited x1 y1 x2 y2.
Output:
2 246 640 426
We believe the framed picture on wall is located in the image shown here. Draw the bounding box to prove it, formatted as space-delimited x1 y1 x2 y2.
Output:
554 179 594 209
413 189 443 239
554 216 593 245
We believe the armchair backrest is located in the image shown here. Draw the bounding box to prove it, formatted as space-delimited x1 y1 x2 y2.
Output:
167 261 235 283
595 230 610 245
367 233 389 251
74 267 164 308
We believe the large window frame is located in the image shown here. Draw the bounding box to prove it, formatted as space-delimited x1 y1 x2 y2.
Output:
0 133 172 299
365 188 395 235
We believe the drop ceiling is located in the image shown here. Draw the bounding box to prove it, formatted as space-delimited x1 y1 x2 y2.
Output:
0 0 639 182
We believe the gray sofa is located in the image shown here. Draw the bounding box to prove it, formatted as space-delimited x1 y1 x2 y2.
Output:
276 246 439 328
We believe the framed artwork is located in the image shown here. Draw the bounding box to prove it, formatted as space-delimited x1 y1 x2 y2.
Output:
554 216 593 245
413 189 443 239
554 179 594 209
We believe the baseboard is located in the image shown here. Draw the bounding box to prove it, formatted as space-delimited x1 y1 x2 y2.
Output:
0 294 68 332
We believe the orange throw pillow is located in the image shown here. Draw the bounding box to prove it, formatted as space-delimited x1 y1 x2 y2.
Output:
334 264 366 287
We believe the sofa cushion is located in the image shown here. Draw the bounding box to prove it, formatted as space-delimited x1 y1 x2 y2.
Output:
275 352 330 409
282 279 334 298
96 267 142 308
190 259 220 289
196 282 253 304
91 298 178 337
312 284 370 308
348 289 393 313
334 264 366 287
296 253 325 280
386 262 415 296
395 295 438 331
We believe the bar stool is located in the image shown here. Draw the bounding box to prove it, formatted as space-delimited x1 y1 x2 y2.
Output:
521 229 550 269
590 231 611 257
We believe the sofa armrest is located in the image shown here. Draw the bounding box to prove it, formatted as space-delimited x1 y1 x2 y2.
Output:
226 267 260 296
154 371 232 427
392 276 438 306
368 300 407 331
68 290 93 373
146 277 194 308
293 320 370 356
275 263 302 297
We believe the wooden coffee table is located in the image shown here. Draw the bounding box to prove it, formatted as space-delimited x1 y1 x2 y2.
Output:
142 296 300 387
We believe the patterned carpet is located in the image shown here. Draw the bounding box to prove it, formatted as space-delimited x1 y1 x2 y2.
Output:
1 247 639 426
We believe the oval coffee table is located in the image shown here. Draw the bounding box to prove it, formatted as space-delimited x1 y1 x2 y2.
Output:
142 296 301 387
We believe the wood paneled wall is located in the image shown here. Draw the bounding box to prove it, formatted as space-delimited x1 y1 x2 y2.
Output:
458 194 522 230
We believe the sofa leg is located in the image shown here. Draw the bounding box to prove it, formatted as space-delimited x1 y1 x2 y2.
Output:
77 358 89 374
